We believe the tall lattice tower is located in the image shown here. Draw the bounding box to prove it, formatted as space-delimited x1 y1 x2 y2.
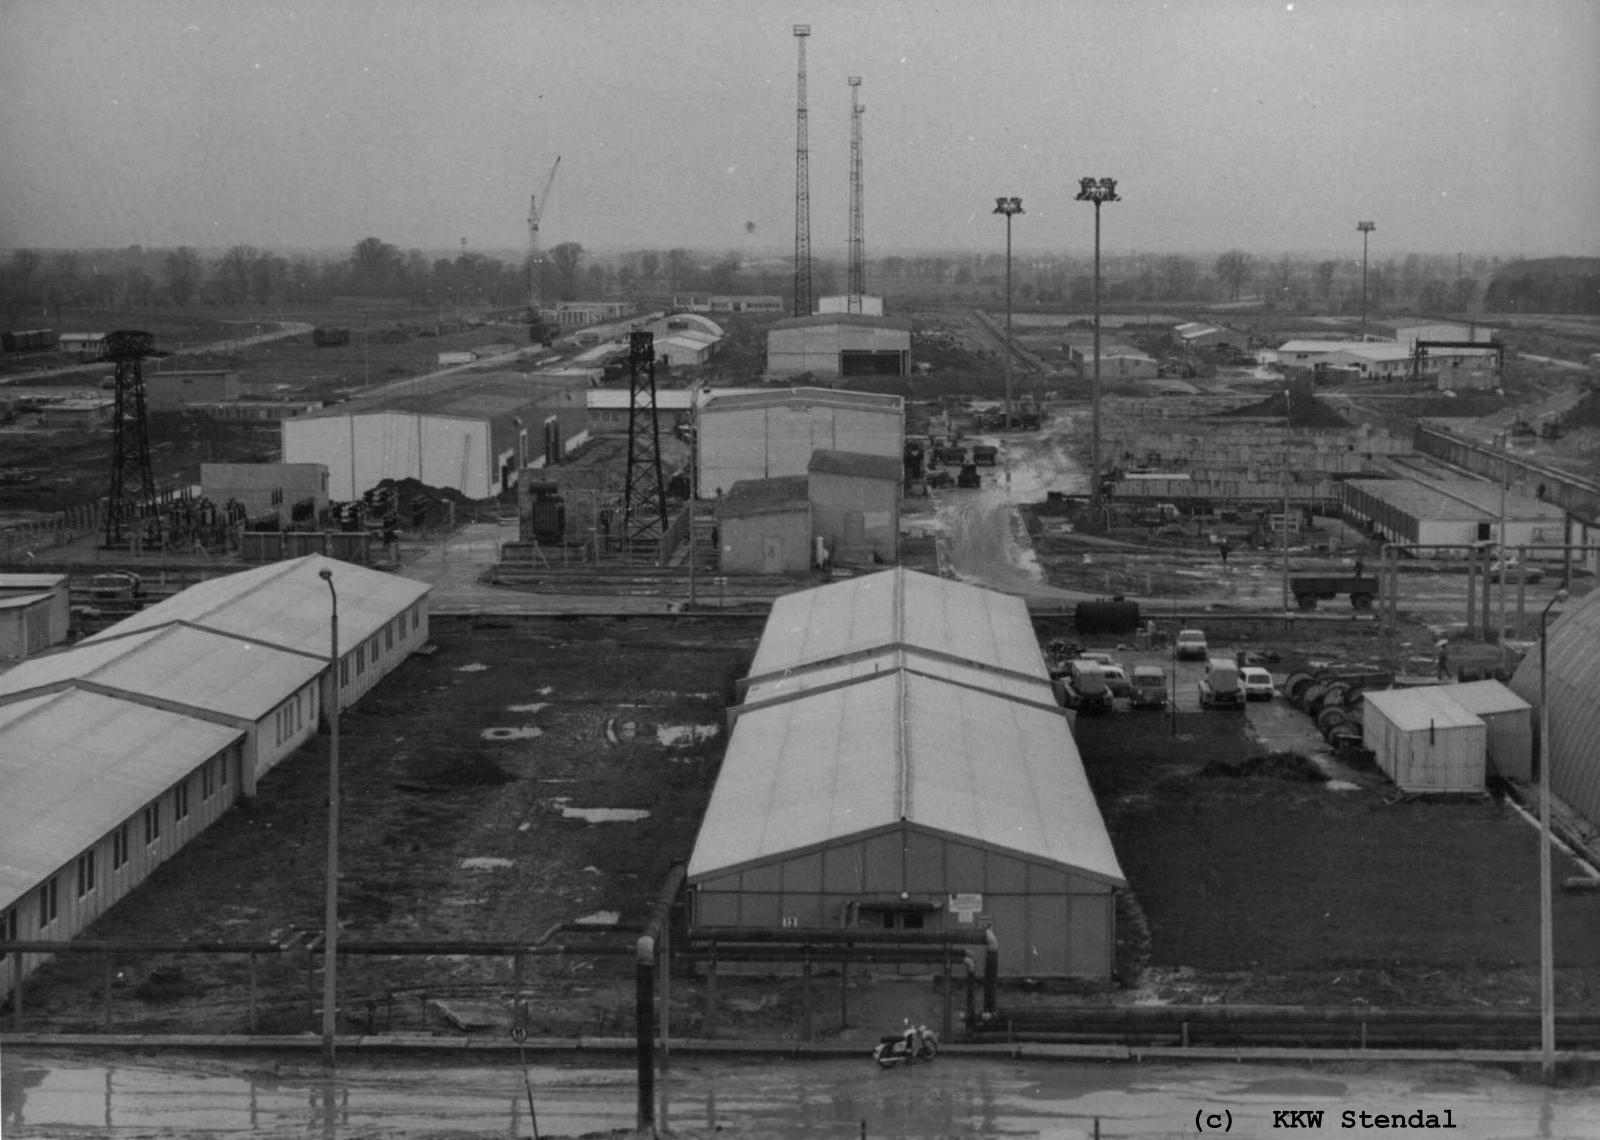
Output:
792 24 813 319
847 76 865 314
101 330 168 549
622 331 669 551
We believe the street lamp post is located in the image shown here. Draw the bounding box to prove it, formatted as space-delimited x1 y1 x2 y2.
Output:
993 197 1023 430
318 568 341 1067
1282 388 1292 612
1538 587 1568 1083
1357 222 1376 337
1497 430 1510 668
1076 178 1120 529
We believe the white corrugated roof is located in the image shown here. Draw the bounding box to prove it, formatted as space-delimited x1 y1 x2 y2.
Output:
748 568 1050 686
743 646 1058 709
0 624 325 721
1365 686 1485 732
84 554 428 659
0 690 243 912
687 670 1123 886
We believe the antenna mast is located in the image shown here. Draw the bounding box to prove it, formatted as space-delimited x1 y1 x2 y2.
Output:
847 76 865 313
792 25 813 318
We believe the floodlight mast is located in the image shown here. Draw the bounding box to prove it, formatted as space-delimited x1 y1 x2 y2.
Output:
1357 221 1376 336
992 197 1023 430
1076 178 1120 529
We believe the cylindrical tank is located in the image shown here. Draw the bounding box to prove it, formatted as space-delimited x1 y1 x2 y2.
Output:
1074 599 1141 637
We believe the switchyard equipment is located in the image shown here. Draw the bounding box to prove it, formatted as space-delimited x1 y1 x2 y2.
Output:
101 330 169 550
622 331 669 546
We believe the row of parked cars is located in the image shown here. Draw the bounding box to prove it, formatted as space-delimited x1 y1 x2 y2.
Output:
1048 632 1276 714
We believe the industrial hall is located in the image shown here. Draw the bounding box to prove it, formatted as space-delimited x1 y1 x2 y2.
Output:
687 568 1126 978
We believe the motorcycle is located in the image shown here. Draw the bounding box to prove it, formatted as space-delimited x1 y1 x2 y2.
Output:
872 1022 939 1068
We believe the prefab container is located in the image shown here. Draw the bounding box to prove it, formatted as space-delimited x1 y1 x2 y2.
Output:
1445 679 1533 782
1363 687 1487 792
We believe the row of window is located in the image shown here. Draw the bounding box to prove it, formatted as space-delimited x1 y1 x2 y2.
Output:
27 757 230 931
337 604 423 690
273 689 305 747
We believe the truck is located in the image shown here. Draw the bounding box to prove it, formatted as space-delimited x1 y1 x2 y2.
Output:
1289 574 1380 612
1198 657 1245 710
1061 660 1114 714
970 443 999 466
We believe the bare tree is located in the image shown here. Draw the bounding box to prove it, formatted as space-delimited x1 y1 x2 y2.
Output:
549 241 584 300
1214 250 1253 301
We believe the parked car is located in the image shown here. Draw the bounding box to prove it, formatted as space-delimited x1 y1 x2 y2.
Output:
956 463 982 488
1100 664 1132 700
1175 628 1209 661
926 469 954 489
1199 657 1245 710
1240 666 1276 701
1062 660 1114 714
1129 665 1168 709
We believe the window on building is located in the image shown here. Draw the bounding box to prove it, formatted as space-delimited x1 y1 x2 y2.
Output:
355 645 365 675
174 779 190 822
112 824 129 870
202 760 216 800
221 752 229 786
2 906 16 943
385 623 393 652
412 605 419 632
39 876 58 927
76 850 96 898
340 658 350 687
144 802 161 845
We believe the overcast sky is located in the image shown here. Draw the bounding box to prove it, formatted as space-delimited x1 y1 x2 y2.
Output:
2 0 1597 261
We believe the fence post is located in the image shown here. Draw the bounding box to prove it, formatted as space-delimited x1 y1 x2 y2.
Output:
103 953 113 1031
249 952 258 1033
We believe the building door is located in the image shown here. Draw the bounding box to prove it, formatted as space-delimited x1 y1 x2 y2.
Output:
762 535 783 573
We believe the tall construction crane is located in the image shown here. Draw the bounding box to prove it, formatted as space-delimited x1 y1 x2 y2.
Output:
527 156 561 336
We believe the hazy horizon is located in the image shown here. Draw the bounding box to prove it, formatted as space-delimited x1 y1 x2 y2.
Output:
3 0 1597 260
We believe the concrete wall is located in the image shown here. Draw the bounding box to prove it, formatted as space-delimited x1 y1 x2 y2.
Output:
284 412 495 500
720 509 812 574
145 371 241 409
699 403 902 496
810 470 898 565
201 462 329 521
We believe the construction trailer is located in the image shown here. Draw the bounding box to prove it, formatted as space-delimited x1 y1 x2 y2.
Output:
1443 680 1533 783
1362 687 1488 793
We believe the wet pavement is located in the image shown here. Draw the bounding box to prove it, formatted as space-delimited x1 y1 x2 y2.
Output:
5 1050 1598 1138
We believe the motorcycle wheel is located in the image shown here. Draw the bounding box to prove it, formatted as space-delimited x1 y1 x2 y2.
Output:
872 1046 898 1069
917 1038 938 1061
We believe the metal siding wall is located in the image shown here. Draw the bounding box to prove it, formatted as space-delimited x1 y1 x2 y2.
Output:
861 833 902 892
903 830 945 893
822 844 863 892
2 740 243 1000
1482 709 1533 782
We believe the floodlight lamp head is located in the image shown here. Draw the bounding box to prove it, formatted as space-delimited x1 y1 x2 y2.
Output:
793 23 810 35
993 197 1023 216
319 569 333 582
1358 221 1376 233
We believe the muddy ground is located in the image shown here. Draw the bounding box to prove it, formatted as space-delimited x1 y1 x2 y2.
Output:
13 613 1600 1048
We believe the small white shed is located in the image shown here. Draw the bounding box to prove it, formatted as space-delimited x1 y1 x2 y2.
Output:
1363 687 1488 793
1443 680 1533 782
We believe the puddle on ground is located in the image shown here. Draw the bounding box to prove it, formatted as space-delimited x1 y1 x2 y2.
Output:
549 797 649 824
1325 779 1361 792
459 857 514 870
657 724 720 748
506 702 549 713
481 725 542 741
455 662 488 672
573 910 621 925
